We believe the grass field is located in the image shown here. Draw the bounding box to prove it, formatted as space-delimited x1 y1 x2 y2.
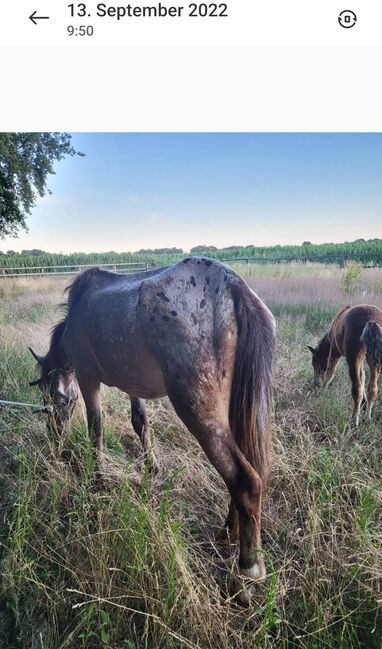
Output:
0 262 381 648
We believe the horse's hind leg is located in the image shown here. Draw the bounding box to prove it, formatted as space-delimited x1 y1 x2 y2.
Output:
348 354 366 427
130 397 159 474
366 364 380 419
168 391 264 597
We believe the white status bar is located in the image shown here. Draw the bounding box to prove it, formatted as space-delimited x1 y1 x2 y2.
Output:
0 1 381 47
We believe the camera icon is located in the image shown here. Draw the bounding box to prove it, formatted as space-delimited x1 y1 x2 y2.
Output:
338 10 357 28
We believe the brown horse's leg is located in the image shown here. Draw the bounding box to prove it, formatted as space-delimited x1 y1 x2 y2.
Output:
167 393 264 591
203 428 263 580
324 348 341 386
130 396 159 473
348 354 365 427
366 365 380 419
78 378 105 476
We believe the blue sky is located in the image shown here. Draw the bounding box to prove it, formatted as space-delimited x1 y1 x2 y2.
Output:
2 133 382 253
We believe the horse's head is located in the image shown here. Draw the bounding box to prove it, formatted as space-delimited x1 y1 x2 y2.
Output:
308 344 328 386
29 347 79 435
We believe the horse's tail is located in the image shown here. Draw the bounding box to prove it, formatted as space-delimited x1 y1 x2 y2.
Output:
229 282 275 488
360 320 382 370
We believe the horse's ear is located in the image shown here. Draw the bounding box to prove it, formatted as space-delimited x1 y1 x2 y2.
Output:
28 347 45 365
307 345 315 354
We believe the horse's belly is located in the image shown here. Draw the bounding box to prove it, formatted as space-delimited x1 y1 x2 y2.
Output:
97 344 167 399
112 368 167 399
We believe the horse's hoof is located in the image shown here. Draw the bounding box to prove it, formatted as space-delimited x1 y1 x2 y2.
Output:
229 559 266 605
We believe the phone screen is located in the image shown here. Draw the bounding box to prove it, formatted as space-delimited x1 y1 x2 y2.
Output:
1 3 381 648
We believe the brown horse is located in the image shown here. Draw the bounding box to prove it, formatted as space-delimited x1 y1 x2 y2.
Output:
29 257 275 600
309 304 382 425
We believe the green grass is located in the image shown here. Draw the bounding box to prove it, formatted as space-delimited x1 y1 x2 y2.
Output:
0 267 381 648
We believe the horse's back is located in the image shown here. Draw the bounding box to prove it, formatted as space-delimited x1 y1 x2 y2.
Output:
139 257 237 336
62 258 271 404
138 258 238 378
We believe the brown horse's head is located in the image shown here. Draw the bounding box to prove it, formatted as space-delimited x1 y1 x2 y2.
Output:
308 337 330 386
29 347 79 435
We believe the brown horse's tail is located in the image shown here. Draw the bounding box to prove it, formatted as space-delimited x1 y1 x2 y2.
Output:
229 282 275 488
361 321 382 370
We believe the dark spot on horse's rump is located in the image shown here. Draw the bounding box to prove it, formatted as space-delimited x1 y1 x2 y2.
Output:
222 369 226 378
205 260 212 267
150 316 155 322
215 287 219 294
183 258 190 264
191 313 198 325
224 275 228 282
205 276 210 284
197 261 201 264
203 286 206 293
200 299 206 309
171 310 177 317
190 276 196 288
156 291 170 302
162 315 170 321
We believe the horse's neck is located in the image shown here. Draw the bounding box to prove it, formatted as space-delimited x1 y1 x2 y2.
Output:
318 333 331 360
47 322 68 370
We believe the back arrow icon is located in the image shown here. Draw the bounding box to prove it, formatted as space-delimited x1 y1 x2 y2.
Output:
29 11 50 24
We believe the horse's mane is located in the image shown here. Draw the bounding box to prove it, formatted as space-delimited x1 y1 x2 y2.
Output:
65 267 120 310
51 319 67 346
38 319 70 376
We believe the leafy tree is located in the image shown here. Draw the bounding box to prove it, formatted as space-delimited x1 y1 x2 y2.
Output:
21 249 47 256
0 133 83 238
190 245 217 253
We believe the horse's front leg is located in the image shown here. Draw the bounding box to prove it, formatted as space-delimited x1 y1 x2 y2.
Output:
79 378 105 477
130 396 159 474
323 347 341 386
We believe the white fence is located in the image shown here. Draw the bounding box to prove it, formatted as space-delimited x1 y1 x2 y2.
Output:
0 261 150 278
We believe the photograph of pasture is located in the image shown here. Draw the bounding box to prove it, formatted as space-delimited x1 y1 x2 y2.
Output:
0 133 382 648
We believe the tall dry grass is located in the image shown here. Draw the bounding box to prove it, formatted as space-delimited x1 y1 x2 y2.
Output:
0 264 381 648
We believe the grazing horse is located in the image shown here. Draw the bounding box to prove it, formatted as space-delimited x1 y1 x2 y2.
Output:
309 304 382 425
29 257 275 599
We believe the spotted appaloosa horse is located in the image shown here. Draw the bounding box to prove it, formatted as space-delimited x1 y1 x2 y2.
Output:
29 257 276 600
309 304 382 425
